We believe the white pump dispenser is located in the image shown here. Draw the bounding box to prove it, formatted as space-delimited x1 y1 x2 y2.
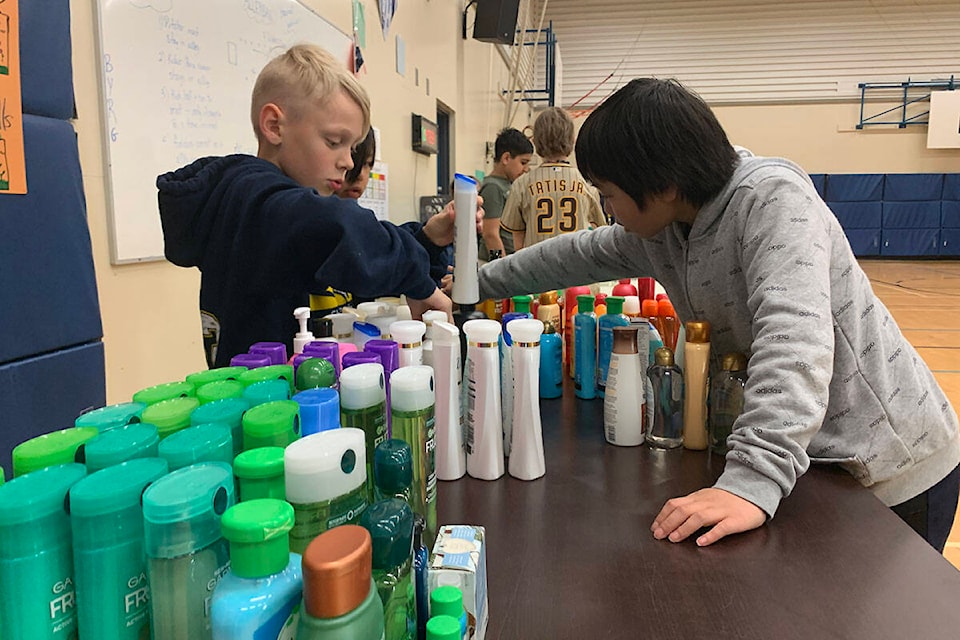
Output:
293 307 315 354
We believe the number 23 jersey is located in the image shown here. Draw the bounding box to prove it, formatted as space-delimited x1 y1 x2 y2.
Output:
499 160 606 249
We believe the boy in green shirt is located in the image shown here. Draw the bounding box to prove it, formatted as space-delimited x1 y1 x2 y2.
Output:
478 128 533 262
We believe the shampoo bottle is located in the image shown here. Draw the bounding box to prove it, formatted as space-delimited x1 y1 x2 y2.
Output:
508 319 546 480
462 319 504 481
391 321 427 368
74 401 145 432
538 321 563 399
596 296 630 398
374 439 414 504
241 400 301 450
11 427 98 477
432 321 466 481
682 321 712 451
646 347 685 449
500 311 530 457
365 340 400 437
360 499 416 640
233 446 286 502
185 367 247 391
159 422 234 471
573 295 598 400
612 279 638 298
83 421 160 472
535 291 561 335
190 397 251 458
430 586 467 640
563 286 591 378
421 310 448 368
708 352 748 456
413 515 429 640
603 326 645 447
293 387 341 436
340 362 388 500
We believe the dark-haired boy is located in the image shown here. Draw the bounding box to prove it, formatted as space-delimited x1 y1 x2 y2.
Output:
478 128 533 262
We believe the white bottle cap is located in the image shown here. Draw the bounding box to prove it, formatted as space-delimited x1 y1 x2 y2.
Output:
422 310 448 341
463 319 502 344
284 428 366 503
327 313 355 340
507 318 544 344
390 366 435 412
623 296 641 316
432 320 460 344
338 362 386 410
390 320 426 346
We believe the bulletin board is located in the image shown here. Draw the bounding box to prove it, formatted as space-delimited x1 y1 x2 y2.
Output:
94 0 352 263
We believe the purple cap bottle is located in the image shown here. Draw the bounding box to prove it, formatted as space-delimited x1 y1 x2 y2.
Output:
230 353 272 369
249 342 288 366
303 341 341 378
363 340 399 437
342 351 381 369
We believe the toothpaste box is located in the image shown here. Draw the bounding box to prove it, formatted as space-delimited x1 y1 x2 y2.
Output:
428 524 488 640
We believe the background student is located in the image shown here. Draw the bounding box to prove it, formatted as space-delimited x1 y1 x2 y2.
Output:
478 128 533 262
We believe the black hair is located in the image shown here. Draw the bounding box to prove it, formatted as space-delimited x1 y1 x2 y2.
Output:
575 78 738 209
345 128 377 183
494 127 533 162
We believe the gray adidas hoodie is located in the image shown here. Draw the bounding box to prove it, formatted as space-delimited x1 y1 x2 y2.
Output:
478 149 959 518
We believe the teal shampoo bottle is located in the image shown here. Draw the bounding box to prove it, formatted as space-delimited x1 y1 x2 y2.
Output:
573 295 598 400
361 499 416 640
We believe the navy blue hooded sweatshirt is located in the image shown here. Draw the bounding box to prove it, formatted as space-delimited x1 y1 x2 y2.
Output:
158 154 444 367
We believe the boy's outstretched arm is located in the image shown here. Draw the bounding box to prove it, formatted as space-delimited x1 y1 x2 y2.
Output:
651 488 766 546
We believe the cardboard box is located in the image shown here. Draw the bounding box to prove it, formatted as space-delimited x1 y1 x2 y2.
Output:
429 525 488 640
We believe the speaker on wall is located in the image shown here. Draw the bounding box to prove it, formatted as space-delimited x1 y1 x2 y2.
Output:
473 0 520 45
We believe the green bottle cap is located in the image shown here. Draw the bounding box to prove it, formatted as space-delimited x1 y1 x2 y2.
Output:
132 381 196 406
141 397 201 439
185 366 248 388
0 463 87 558
233 446 285 480
70 458 169 546
511 295 532 314
221 498 294 578
239 364 295 394
606 296 625 315
12 427 99 477
196 379 246 404
430 585 465 619
295 357 337 391
242 379 291 407
158 423 233 471
242 400 300 450
0 467 4 485
374 439 413 495
84 422 160 472
426 615 462 640
577 294 594 313
359 498 414 571
74 402 146 432
142 461 235 558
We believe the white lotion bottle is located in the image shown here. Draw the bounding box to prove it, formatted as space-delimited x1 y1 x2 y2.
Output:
452 173 480 305
603 326 645 446
421 310 448 369
390 320 426 368
682 320 711 450
508 319 546 480
462 319 503 480
293 307 316 355
432 320 466 480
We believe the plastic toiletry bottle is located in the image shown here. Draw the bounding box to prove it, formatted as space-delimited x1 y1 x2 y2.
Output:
239 364 296 396
284 429 369 555
212 499 303 639
74 401 145 432
294 306 317 354
190 397 251 458
637 277 656 302
708 352 748 456
536 291 561 334
243 378 292 407
682 320 712 450
426 615 461 640
231 353 273 369
421 310 447 368
612 279 638 298
365 339 400 436
432 320 466 481
159 423 234 471
391 321 427 368
11 427 98 477
142 461 235 640
303 343 342 381
82 422 160 472
412 515 429 640
597 296 630 398
430 586 467 640
622 295 641 318
0 463 87 639
573 294 598 400
539 321 564 399
452 173 480 305
70 458 169 640
185 367 248 390
499 312 528 458
296 525 384 639
233 447 286 502
508 319 546 480
657 300 680 352
391 366 438 547
249 342 289 367
594 292 608 318
296 357 337 392
462 319 504 481
328 312 356 343
360 499 416 640
603 326 645 447
343 350 382 369
196 379 246 404
241 399 300 450
133 380 196 407
293 387 341 436
646 347 685 449
511 295 533 316
374 439 414 504
354 321 382 349
141 396 201 440
563 286 591 378
340 362 388 500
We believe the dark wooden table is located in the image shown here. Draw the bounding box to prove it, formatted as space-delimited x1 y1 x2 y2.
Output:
438 385 960 640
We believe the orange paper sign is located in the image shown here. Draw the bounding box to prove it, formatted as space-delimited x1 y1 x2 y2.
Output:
0 0 26 194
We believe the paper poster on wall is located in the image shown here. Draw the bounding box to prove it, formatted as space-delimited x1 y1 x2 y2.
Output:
0 0 26 194
353 0 366 49
378 0 396 40
358 161 389 221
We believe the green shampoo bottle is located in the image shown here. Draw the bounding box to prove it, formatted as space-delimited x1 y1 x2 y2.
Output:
339 362 388 501
361 499 416 640
233 446 286 502
242 400 301 450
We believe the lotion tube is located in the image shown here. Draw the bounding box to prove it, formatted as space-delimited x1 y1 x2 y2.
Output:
682 320 711 450
433 321 466 480
603 326 645 446
462 319 504 480
452 174 480 305
507 319 546 480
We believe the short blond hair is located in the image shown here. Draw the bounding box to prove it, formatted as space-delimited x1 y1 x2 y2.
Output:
533 107 574 159
251 44 371 141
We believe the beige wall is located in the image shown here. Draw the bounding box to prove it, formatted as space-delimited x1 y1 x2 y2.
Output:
71 1 958 404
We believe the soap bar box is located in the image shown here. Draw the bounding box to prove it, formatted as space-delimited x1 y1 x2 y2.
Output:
429 524 488 640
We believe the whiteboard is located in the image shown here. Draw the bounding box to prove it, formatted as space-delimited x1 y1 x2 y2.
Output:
95 0 353 263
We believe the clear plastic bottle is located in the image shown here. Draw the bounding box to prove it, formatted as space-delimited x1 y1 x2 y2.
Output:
360 499 416 640
646 347 685 449
708 352 748 455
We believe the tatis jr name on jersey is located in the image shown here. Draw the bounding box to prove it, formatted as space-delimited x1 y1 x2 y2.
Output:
527 178 589 196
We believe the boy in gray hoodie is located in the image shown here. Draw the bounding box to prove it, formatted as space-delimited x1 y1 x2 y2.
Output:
478 78 960 551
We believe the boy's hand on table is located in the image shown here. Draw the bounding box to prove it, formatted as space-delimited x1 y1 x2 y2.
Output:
408 288 453 323
651 487 766 547
422 197 485 247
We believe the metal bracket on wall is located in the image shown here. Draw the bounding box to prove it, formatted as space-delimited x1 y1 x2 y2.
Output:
501 21 556 106
857 76 956 129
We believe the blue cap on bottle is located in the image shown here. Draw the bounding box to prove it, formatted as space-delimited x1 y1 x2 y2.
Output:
74 402 146 432
293 387 341 436
158 423 233 471
84 422 160 472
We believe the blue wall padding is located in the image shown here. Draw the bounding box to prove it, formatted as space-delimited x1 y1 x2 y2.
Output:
845 229 881 256
0 115 102 365
941 229 960 256
0 342 105 475
944 174 960 200
881 201 942 229
883 174 944 202
809 174 826 199
828 201 881 229
881 229 939 256
824 174 884 202
942 202 960 229
18 0 74 119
